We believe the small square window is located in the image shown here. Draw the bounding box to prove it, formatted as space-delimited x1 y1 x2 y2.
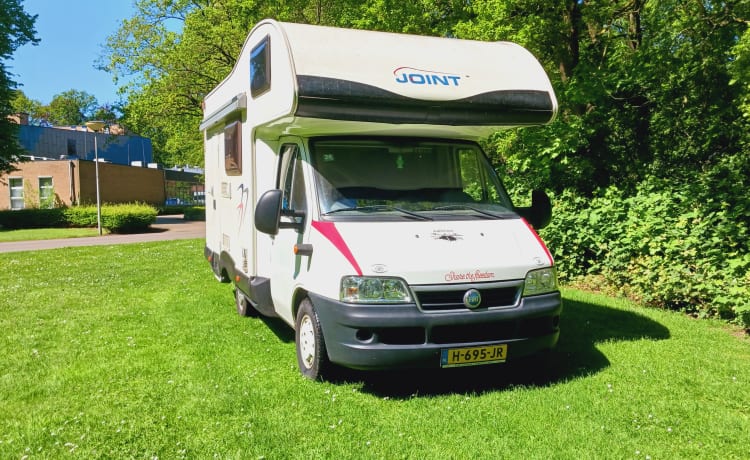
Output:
250 35 271 98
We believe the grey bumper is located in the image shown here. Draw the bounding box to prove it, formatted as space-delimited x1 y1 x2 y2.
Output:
308 291 562 370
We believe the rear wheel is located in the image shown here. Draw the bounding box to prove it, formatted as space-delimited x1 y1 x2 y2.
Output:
295 298 330 380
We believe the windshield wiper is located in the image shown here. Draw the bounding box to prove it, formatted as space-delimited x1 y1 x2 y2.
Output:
430 204 510 219
324 205 432 221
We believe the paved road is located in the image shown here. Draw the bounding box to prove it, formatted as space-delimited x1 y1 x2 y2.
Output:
0 215 205 254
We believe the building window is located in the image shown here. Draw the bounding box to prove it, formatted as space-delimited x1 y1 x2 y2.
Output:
9 177 24 210
39 177 54 208
224 120 242 175
250 35 271 98
67 139 77 156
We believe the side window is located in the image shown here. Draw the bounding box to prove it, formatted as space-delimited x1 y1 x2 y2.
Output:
278 144 307 213
39 177 54 208
9 177 24 210
250 35 271 98
67 139 77 156
224 120 241 175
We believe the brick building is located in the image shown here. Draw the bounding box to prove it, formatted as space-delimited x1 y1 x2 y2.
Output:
0 159 166 209
2 115 203 210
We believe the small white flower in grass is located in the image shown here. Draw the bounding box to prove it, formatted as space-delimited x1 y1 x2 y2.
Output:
667 427 672 433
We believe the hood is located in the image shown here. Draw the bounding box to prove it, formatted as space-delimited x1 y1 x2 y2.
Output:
311 218 552 285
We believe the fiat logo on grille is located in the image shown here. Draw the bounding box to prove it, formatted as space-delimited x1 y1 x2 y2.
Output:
463 289 482 309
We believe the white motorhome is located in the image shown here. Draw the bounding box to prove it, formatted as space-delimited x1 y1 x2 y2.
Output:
202 19 561 380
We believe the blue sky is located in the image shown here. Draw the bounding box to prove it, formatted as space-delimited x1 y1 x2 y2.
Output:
8 0 136 106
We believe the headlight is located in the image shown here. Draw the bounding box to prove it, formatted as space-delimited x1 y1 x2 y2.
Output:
340 276 412 303
523 267 558 297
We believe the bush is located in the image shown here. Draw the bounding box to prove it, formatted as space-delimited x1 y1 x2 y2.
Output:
542 179 750 328
183 206 205 221
0 204 158 234
0 208 66 229
62 206 99 228
103 204 158 233
65 204 157 233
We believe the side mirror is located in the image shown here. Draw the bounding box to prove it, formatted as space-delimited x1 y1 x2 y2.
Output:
255 189 283 235
255 189 307 235
516 189 552 230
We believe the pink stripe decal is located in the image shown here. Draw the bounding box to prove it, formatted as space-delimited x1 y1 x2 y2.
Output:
522 218 554 266
311 221 363 276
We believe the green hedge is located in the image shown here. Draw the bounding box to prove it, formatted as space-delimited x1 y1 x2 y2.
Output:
0 208 66 229
183 206 205 221
0 204 158 234
65 204 158 233
541 179 750 328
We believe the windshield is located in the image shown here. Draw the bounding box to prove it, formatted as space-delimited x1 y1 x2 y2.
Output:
309 138 515 220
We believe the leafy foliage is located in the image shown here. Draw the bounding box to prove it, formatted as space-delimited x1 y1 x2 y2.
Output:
542 179 750 327
0 0 37 175
45 89 98 126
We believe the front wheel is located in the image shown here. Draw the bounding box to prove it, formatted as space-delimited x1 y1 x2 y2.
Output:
295 298 330 380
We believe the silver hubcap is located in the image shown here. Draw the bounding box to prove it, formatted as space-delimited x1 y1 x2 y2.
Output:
298 315 316 369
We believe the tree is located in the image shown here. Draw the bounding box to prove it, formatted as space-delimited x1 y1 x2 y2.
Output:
46 89 98 126
0 0 38 175
10 90 45 125
450 0 748 196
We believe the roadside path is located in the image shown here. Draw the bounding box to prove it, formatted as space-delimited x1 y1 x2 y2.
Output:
0 215 205 254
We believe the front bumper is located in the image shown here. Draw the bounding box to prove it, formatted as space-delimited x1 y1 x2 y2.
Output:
308 291 562 370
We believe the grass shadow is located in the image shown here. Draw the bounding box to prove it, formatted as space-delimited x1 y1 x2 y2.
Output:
342 298 670 397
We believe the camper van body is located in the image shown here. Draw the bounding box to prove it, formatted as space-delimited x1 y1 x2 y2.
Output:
202 20 561 379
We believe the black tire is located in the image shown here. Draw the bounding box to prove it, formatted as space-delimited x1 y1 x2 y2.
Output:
235 286 258 317
295 298 330 380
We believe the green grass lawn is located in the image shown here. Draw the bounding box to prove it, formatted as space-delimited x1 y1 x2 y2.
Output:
1 239 748 459
0 227 105 242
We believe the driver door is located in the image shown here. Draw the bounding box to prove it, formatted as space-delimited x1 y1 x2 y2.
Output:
269 141 309 324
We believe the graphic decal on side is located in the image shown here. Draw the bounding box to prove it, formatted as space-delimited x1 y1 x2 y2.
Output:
236 183 250 230
311 221 363 276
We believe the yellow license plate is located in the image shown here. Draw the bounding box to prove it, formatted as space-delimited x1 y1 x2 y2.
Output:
440 344 508 368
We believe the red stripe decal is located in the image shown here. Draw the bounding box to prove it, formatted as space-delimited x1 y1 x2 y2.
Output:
311 221 363 276
522 218 554 266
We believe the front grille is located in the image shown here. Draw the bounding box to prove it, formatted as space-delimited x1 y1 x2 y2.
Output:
413 282 521 311
431 316 558 344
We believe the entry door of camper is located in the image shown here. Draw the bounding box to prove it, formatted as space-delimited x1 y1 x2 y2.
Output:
269 141 309 322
